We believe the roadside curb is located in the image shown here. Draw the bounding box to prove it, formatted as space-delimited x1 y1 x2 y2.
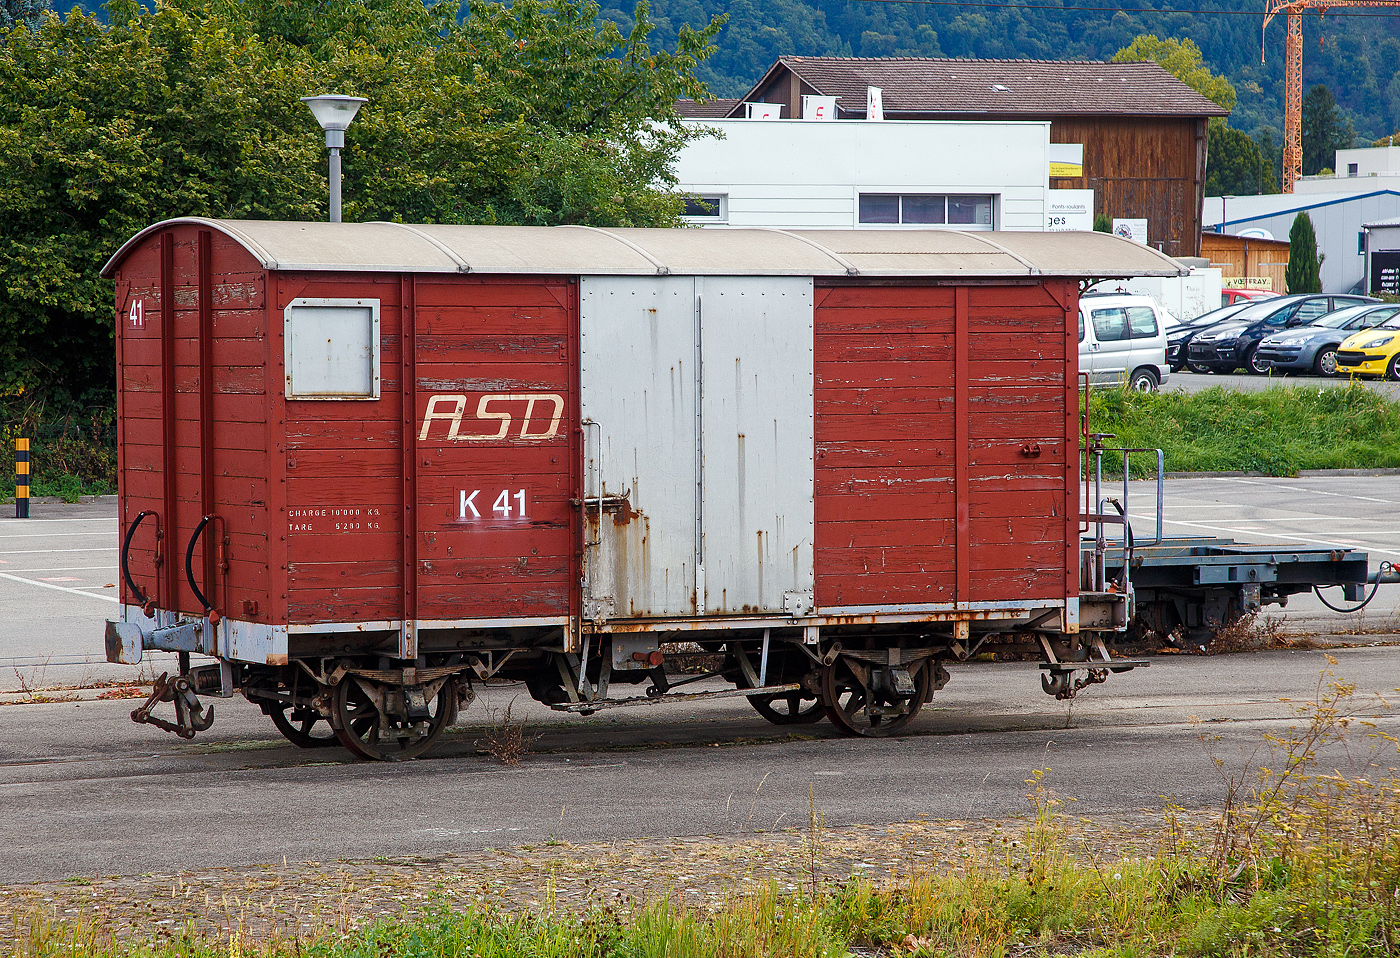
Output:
1164 468 1400 479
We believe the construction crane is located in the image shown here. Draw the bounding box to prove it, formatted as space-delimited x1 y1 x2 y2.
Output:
1262 0 1400 193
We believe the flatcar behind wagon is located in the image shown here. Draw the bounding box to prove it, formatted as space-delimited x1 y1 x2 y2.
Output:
103 220 1185 759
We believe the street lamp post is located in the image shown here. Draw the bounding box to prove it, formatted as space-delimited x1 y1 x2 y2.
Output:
301 94 367 223
1220 194 1237 234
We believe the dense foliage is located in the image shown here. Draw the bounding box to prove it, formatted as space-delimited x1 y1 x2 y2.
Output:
0 0 46 31
1206 125 1278 196
1286 212 1323 294
0 0 722 405
1302 83 1356 176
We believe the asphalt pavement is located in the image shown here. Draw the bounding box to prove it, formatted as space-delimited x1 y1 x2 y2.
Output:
1165 368 1400 398
2 646 1399 882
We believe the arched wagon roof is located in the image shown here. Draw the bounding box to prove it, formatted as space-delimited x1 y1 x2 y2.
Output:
102 218 1186 279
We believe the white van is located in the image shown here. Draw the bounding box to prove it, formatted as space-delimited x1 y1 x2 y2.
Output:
1078 293 1172 391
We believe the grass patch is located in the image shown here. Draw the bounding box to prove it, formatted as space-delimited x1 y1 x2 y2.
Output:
13 667 1400 958
1086 382 1400 476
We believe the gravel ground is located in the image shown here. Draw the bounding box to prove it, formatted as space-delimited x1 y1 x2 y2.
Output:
0 809 1220 946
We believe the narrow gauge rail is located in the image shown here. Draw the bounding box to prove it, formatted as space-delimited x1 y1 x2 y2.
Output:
99 221 1380 760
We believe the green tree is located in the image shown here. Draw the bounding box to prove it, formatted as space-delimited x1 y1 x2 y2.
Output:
1302 84 1354 176
1205 126 1278 196
1285 211 1322 294
0 0 722 403
0 0 47 33
1112 35 1236 112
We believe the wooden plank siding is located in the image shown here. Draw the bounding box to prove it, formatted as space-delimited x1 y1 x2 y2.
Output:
1044 115 1209 259
1201 233 1292 294
812 281 1075 610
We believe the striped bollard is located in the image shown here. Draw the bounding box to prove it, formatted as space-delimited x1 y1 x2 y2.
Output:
14 438 29 519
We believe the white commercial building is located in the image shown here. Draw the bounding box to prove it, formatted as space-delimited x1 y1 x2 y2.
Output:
1204 190 1400 293
673 118 1051 231
1295 146 1400 195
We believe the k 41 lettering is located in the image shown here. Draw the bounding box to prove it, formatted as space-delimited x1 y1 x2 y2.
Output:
460 488 528 521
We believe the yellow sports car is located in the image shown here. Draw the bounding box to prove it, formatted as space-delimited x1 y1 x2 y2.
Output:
1337 314 1400 380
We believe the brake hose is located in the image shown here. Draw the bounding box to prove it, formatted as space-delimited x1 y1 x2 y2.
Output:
1313 561 1394 614
120 510 155 607
184 514 214 613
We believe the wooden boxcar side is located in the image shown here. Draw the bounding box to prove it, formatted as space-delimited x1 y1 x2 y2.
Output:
813 280 1077 613
116 224 274 627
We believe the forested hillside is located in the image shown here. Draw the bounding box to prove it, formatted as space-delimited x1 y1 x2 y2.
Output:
616 0 1399 142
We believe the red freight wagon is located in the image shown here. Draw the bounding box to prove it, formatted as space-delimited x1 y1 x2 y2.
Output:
102 219 1182 758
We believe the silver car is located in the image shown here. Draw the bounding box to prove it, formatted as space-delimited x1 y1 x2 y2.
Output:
1255 303 1400 376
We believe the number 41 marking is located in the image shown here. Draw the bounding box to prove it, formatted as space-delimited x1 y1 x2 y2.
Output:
460 488 527 520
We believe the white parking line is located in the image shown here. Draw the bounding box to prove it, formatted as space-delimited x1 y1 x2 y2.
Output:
0 566 114 573
0 572 120 603
0 517 117 524
0 548 118 555
1210 477 1398 505
1130 514 1400 559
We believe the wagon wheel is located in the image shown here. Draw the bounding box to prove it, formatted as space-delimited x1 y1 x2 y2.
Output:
332 676 457 761
729 641 824 726
265 701 339 749
819 654 933 738
749 688 826 725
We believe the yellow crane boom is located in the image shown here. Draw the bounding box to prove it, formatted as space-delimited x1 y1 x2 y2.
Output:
1263 0 1400 193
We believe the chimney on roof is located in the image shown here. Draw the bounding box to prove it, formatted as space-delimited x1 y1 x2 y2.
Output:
867 86 884 121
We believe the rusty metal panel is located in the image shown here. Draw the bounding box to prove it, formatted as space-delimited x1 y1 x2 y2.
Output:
579 276 698 618
697 277 814 614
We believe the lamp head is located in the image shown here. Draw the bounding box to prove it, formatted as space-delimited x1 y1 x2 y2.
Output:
301 95 367 148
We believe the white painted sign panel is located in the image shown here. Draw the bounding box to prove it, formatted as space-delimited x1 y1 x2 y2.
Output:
1112 218 1148 245
1046 189 1094 231
802 95 837 121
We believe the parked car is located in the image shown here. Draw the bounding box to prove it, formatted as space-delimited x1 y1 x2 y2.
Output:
1221 288 1280 307
1078 293 1171 390
1166 301 1255 372
1185 294 1378 374
1255 303 1400 376
1337 314 1400 380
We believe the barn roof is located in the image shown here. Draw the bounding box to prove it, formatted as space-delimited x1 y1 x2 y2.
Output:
735 57 1231 119
676 98 743 118
102 219 1186 279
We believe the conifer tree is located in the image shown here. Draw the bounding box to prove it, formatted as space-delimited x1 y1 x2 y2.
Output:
1285 212 1323 294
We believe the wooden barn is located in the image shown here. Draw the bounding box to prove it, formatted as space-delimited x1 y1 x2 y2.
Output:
693 57 1229 259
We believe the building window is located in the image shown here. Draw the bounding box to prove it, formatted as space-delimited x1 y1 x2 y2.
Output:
858 193 994 228
1360 231 1367 255
683 194 727 221
1347 163 1359 177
